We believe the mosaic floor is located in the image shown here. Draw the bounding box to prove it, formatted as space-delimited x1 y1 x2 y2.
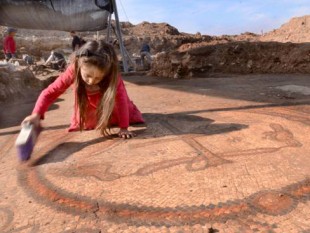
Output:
0 74 309 232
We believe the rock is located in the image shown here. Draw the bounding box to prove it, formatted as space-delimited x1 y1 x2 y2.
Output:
247 60 253 69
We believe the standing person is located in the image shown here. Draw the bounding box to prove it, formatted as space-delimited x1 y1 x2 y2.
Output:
70 31 82 51
3 27 17 60
140 41 152 67
22 40 145 138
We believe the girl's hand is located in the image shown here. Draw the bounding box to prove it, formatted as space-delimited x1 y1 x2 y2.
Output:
21 113 41 127
118 128 136 139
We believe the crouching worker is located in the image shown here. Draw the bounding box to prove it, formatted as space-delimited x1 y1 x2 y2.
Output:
22 40 145 139
44 50 67 71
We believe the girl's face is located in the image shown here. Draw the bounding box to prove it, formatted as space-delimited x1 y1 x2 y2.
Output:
80 63 106 86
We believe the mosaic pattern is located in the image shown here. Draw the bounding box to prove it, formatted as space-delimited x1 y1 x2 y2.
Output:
9 107 309 232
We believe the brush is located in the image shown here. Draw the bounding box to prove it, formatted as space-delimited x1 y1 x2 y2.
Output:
15 122 42 161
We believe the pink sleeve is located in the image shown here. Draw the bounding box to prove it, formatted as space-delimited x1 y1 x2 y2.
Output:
32 65 75 119
115 75 129 128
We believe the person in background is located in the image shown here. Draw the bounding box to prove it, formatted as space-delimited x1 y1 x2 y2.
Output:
3 27 17 60
22 54 34 65
22 40 144 139
44 50 67 70
140 41 152 67
70 31 83 51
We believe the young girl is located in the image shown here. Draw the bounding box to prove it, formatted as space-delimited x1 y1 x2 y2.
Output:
22 40 144 139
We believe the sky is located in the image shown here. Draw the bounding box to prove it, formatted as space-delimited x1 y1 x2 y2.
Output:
116 0 310 35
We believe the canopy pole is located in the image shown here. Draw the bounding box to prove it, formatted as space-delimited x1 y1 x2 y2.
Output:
106 13 112 43
111 0 128 72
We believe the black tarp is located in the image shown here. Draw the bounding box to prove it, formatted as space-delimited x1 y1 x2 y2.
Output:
0 0 113 31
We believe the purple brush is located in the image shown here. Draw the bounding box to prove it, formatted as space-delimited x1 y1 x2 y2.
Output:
15 123 42 161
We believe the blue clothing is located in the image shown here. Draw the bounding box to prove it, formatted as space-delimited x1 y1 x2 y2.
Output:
140 43 150 53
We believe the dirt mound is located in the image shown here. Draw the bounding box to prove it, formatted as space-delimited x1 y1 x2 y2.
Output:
147 16 310 78
0 64 41 101
151 41 310 78
0 56 60 103
261 15 310 43
124 21 180 36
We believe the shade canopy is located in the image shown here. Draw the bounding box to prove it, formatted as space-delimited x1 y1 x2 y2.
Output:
0 0 113 31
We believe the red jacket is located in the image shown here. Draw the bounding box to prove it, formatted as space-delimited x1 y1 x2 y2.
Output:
32 65 144 131
3 35 16 54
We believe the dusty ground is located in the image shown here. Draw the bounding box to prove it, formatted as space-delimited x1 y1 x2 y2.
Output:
0 73 309 232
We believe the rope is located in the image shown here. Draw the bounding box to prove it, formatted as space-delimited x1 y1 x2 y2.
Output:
118 0 130 22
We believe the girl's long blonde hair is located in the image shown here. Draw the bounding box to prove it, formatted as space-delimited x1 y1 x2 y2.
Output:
72 40 118 135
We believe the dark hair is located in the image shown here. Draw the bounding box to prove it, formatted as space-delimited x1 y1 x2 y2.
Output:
7 27 17 34
72 40 119 135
